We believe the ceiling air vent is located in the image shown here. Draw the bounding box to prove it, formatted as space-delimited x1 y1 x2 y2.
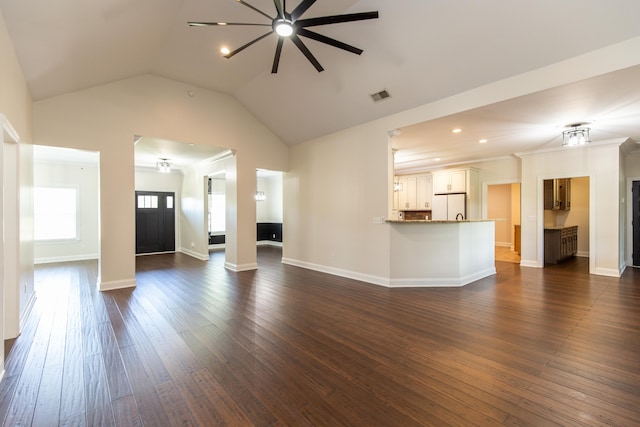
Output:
370 89 391 102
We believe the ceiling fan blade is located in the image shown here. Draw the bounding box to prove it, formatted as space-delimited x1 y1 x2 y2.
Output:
290 34 324 72
272 37 284 73
297 28 363 55
291 0 316 21
273 0 284 18
188 22 271 27
236 0 273 20
297 11 379 28
225 31 274 58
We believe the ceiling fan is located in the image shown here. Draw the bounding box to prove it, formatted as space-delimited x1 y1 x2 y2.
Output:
188 0 379 73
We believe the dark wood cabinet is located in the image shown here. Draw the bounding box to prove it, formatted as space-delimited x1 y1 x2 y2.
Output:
544 226 577 264
544 178 571 210
257 222 282 242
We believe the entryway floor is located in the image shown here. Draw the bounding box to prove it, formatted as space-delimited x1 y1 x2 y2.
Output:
495 246 520 263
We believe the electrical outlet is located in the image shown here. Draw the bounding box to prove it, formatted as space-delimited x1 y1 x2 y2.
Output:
373 216 385 224
191 242 195 248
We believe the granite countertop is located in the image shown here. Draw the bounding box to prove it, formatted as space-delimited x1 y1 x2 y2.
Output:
386 219 496 224
544 225 577 230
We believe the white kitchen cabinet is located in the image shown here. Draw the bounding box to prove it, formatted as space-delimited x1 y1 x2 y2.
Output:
416 175 432 209
396 174 432 211
433 169 467 193
431 168 479 219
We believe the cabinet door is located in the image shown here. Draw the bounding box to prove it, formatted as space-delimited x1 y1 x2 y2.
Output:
406 177 417 209
433 173 450 193
393 177 399 211
417 175 432 209
449 170 467 192
398 177 408 210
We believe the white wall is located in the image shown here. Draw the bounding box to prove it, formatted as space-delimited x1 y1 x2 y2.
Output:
34 159 99 263
257 174 283 223
33 75 288 289
284 123 392 283
1 9 34 363
180 166 208 260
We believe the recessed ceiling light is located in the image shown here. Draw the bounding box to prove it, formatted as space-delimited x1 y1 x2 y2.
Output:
451 128 462 134
479 139 488 144
220 47 230 55
435 158 441 161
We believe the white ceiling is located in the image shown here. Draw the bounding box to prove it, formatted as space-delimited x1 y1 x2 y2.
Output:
134 136 228 171
3 0 640 169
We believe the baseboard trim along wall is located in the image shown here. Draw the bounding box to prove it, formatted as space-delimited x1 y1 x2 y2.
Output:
282 259 497 288
282 257 390 287
99 278 137 291
35 254 99 264
224 262 258 272
20 291 37 332
179 248 209 261
594 266 623 278
388 267 497 288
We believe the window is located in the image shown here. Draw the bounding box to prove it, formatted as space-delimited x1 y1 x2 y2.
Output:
137 194 158 209
34 187 78 241
209 194 225 232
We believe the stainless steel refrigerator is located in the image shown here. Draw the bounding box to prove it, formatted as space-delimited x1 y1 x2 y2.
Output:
432 193 466 220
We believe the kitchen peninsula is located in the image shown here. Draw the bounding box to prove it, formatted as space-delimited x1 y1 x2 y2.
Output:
386 219 496 287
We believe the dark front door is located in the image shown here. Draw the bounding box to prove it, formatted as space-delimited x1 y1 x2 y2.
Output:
633 181 640 266
136 191 176 254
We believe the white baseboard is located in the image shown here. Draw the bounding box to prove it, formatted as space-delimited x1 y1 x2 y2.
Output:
99 278 136 291
388 267 496 288
282 257 390 287
519 259 541 268
281 258 496 288
20 290 37 331
257 241 283 247
179 248 209 261
224 262 258 272
35 254 99 264
593 267 622 277
495 242 512 248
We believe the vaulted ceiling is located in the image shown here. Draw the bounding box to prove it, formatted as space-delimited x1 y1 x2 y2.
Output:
3 0 640 169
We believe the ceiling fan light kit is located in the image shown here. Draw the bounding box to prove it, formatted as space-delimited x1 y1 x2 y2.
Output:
188 0 379 73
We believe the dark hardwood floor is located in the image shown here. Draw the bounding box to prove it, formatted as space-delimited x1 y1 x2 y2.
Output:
1 247 639 426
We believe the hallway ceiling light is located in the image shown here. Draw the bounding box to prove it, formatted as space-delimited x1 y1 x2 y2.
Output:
157 158 171 173
562 123 591 147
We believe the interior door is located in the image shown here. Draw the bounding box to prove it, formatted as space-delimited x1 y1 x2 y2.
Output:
136 191 175 254
633 181 640 266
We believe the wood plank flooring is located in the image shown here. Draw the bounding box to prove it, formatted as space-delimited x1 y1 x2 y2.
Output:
1 247 639 426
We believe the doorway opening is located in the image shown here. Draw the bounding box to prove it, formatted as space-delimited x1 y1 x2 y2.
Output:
542 176 590 267
632 180 640 267
208 173 226 250
256 169 284 250
487 182 521 263
33 145 100 266
135 191 176 254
